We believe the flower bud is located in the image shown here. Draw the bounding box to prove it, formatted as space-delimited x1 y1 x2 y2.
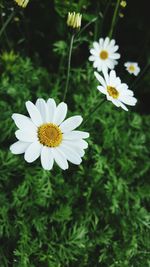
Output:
14 0 29 8
67 12 82 29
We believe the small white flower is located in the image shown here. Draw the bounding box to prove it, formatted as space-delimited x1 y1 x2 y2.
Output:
94 70 137 111
10 99 89 170
89 37 120 73
124 62 140 76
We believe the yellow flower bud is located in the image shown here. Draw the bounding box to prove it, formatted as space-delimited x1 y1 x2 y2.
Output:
14 0 29 8
67 12 82 29
120 1 127 8
119 12 124 18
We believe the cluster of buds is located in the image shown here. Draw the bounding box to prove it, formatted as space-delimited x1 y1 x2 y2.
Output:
119 0 127 18
67 12 82 30
14 0 29 8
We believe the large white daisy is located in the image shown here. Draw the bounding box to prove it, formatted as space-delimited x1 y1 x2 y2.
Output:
10 98 89 170
94 70 137 111
89 37 120 73
124 62 140 76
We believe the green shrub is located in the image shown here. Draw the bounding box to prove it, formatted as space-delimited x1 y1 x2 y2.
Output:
0 53 150 267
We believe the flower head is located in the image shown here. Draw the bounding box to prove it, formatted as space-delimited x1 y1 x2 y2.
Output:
67 12 82 29
89 37 120 73
120 1 127 8
94 70 137 111
14 0 29 8
10 99 89 170
124 62 140 76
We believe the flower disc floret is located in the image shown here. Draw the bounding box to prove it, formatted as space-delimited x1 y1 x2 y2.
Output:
38 123 62 147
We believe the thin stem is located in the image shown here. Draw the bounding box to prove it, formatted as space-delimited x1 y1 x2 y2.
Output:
63 33 75 102
108 0 120 39
76 16 98 38
130 63 150 90
0 10 15 40
82 99 105 127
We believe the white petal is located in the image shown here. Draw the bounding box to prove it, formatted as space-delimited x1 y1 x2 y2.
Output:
121 96 137 106
119 102 128 111
102 68 109 84
99 38 104 47
90 48 98 56
51 148 68 170
109 53 120 59
26 101 43 126
35 99 47 123
47 98 56 122
15 130 38 142
89 55 95 61
109 70 116 82
59 144 82 165
60 116 83 133
93 41 100 51
61 140 85 157
10 141 29 154
97 86 107 94
109 39 115 47
63 130 89 140
94 71 106 87
103 37 110 48
63 139 88 150
53 102 67 125
40 146 54 170
12 113 37 132
24 141 42 163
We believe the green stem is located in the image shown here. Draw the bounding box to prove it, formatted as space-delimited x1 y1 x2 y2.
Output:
108 0 120 39
63 33 75 102
0 10 15 40
82 99 105 127
76 16 98 38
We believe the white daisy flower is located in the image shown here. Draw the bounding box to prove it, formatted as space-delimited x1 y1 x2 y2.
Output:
94 70 137 111
89 37 120 73
124 62 140 76
10 99 89 170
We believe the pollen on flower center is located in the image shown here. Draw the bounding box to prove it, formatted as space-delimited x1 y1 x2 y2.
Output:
38 123 62 147
129 65 135 72
99 50 108 60
107 86 119 99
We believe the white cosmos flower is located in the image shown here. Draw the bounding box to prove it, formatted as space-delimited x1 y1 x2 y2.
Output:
10 99 89 170
89 37 120 73
124 62 140 76
94 70 137 111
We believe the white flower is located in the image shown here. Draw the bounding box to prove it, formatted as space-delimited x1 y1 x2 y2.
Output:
124 62 140 76
10 99 89 170
89 37 120 73
94 70 137 111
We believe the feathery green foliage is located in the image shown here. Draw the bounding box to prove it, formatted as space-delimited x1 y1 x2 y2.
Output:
0 52 150 267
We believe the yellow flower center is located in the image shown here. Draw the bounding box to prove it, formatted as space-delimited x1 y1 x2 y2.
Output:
38 123 62 147
107 86 119 99
99 50 108 60
128 65 135 72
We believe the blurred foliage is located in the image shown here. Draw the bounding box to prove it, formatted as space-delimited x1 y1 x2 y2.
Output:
0 51 150 267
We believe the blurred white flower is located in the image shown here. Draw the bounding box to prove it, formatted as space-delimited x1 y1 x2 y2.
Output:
94 70 137 111
124 62 140 76
89 37 120 73
10 99 89 170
